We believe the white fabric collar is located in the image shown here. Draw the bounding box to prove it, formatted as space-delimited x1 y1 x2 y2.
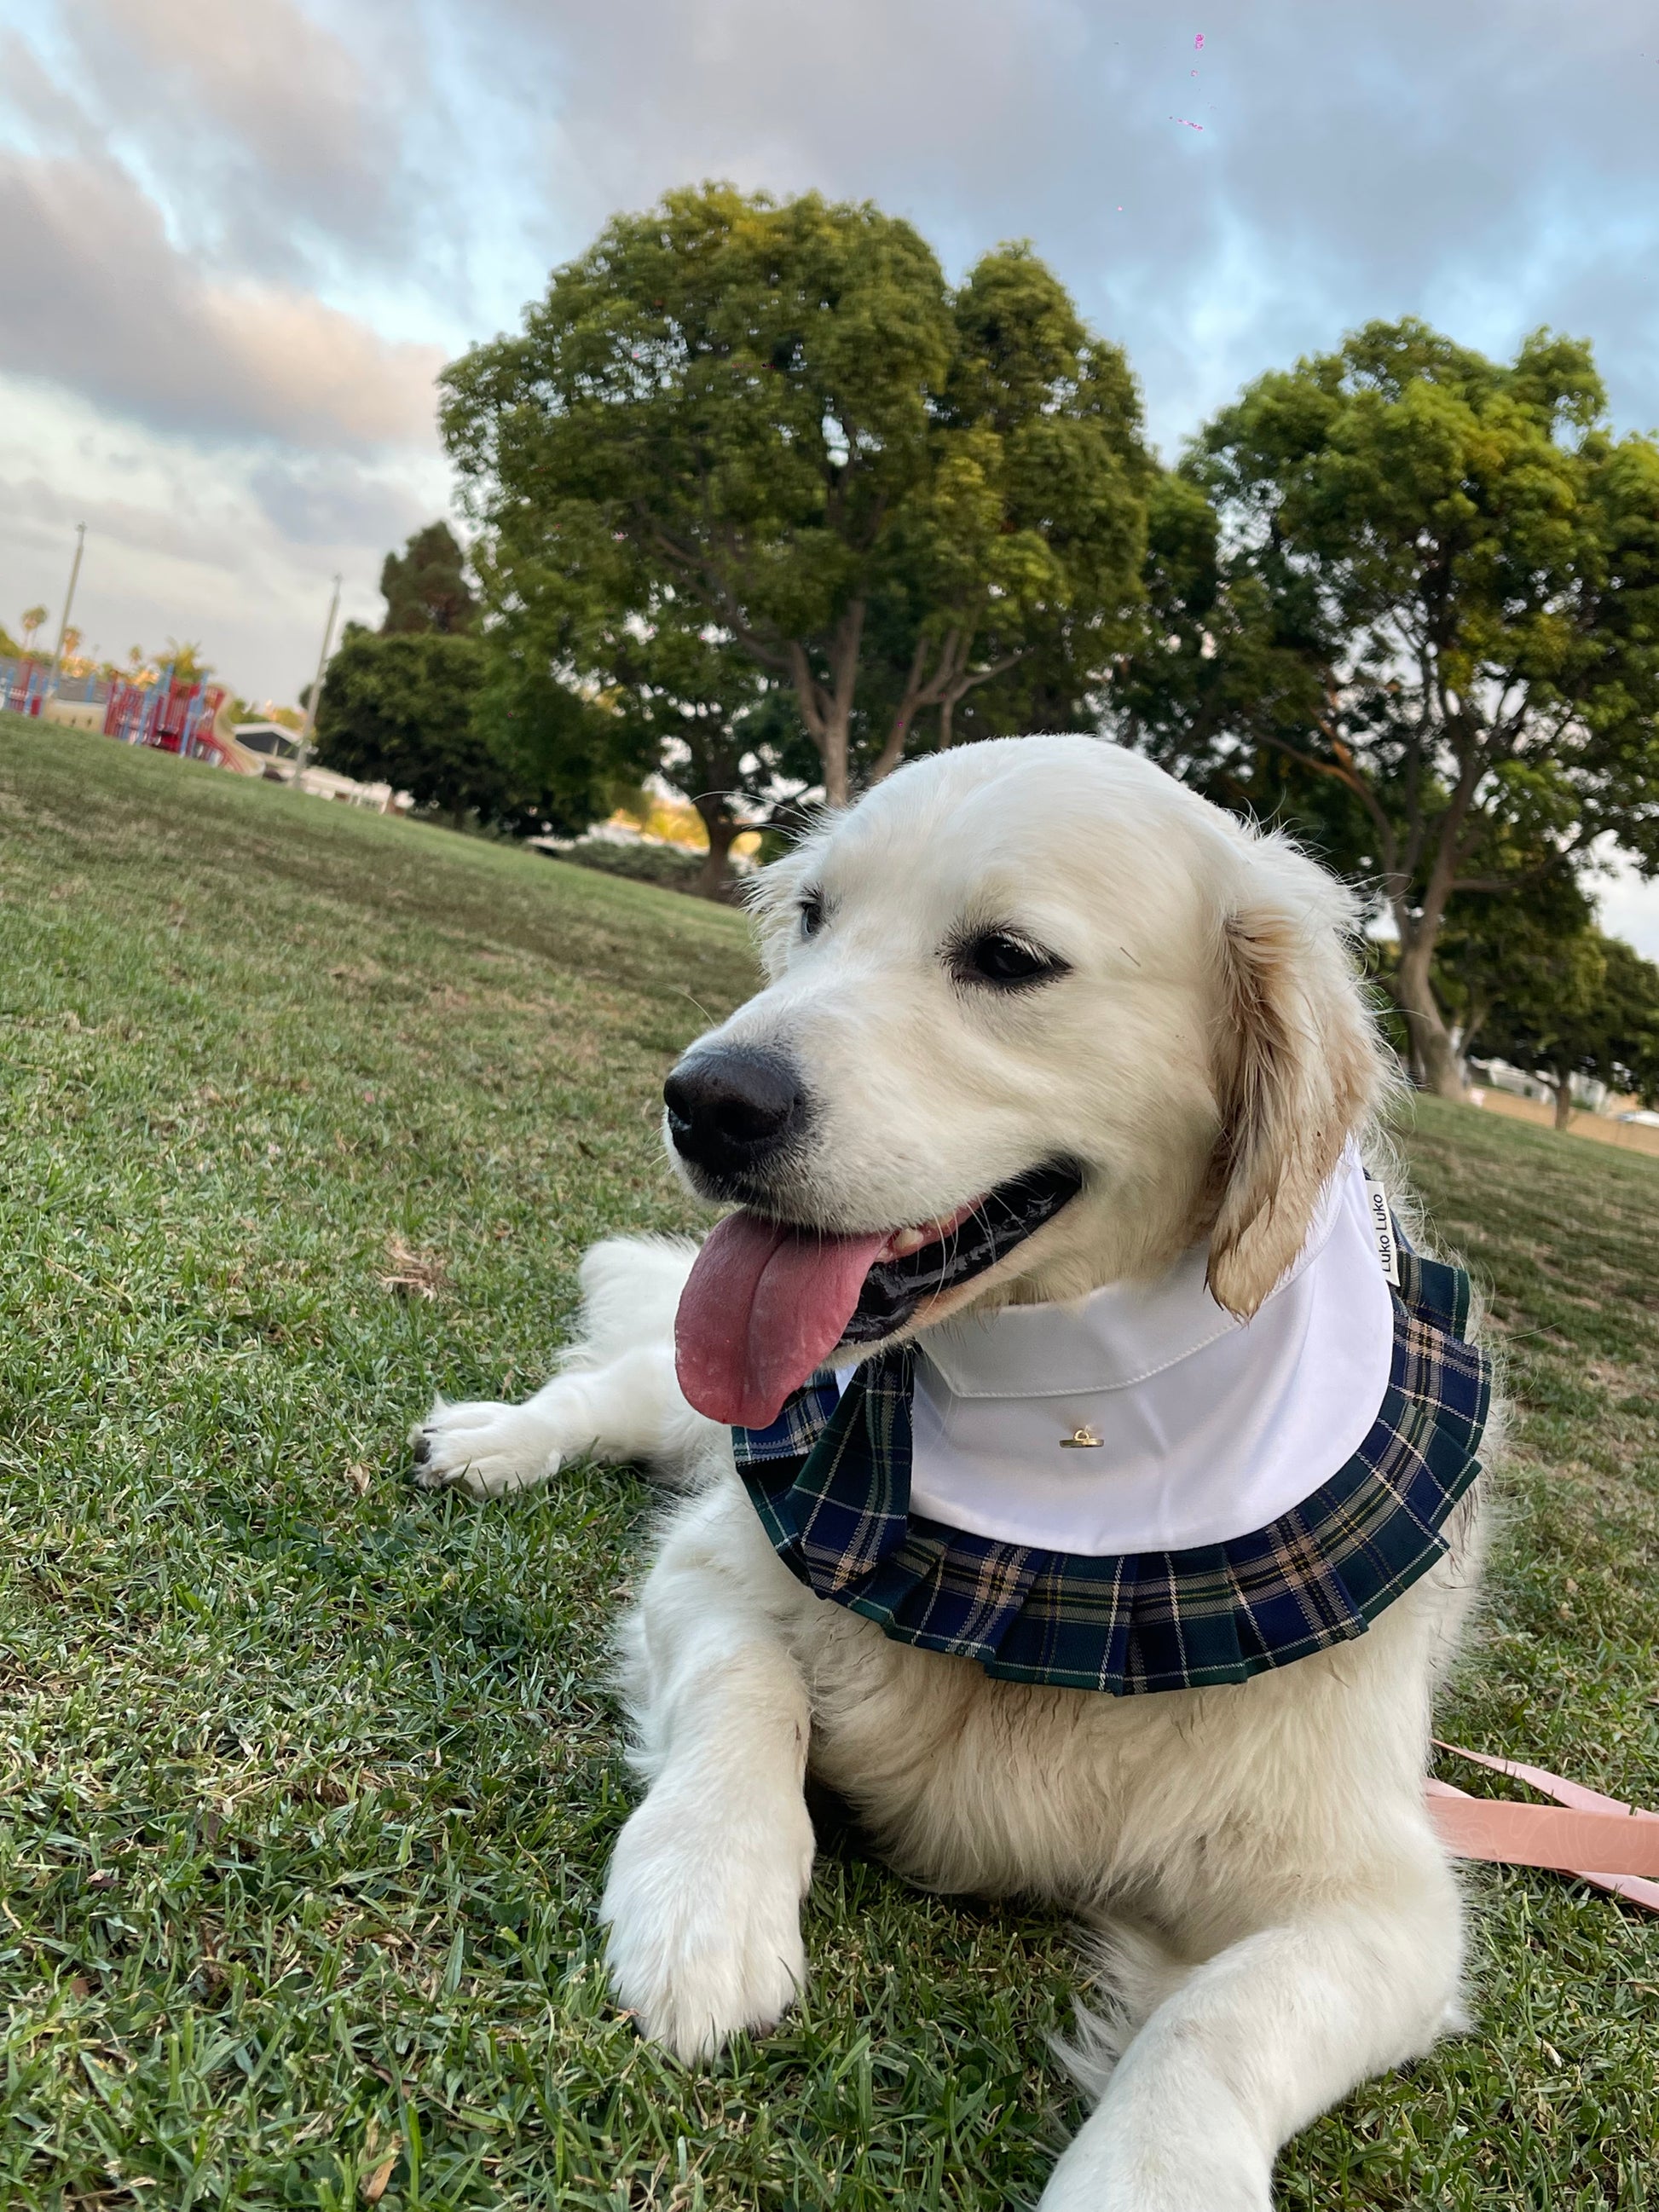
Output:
854 1153 1396 1555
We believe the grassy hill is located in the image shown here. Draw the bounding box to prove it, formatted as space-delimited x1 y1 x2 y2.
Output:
1 715 1655 2210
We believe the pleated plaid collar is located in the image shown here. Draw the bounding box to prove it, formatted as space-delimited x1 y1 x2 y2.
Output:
733 1238 1490 1696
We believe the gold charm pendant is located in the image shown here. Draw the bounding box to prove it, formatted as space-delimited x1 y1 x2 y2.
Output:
1060 1426 1105 1449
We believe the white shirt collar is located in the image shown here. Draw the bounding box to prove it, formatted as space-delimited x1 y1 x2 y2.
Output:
880 1152 1396 1555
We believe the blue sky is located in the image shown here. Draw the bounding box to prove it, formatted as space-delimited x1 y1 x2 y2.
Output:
3 0 1657 943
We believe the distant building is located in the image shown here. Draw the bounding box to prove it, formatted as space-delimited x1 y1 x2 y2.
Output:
233 720 300 762
254 754 412 814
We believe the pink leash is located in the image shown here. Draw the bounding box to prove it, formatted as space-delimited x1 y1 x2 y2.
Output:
1427 1741 1659 1910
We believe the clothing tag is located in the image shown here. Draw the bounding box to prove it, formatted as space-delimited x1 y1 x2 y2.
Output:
1363 1175 1400 1285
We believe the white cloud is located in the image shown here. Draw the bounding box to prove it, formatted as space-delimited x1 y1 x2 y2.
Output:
470 0 1659 450
0 148 444 450
20 0 415 279
0 381 448 700
5 0 1659 713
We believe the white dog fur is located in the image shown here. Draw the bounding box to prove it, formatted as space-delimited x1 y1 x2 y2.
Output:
412 737 1491 2211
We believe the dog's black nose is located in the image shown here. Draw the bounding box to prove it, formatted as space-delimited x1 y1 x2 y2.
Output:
663 1048 806 1181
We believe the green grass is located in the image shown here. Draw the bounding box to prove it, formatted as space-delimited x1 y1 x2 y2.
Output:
0 715 1654 2211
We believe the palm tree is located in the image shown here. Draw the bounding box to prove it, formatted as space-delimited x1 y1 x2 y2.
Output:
163 638 211 683
20 606 48 654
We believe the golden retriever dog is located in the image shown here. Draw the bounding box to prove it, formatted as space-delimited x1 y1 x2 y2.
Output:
411 736 1493 2210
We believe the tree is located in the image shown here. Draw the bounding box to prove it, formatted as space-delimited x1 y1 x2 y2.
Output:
315 627 488 822
20 606 47 653
441 186 1148 808
1467 924 1659 1127
314 625 625 834
162 639 212 682
468 618 654 838
591 615 810 898
380 523 478 636
1432 869 1595 1076
1114 321 1659 1096
466 494 813 896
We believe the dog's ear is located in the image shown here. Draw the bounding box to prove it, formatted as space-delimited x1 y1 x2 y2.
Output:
1205 840 1384 1320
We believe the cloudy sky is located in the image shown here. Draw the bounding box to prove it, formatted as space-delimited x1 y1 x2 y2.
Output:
3 0 1657 938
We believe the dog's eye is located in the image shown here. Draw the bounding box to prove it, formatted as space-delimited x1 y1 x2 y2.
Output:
957 931 1067 989
799 891 825 939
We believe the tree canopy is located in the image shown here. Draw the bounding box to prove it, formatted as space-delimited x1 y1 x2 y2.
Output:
1432 866 1595 1072
441 184 1150 809
161 639 212 682
1461 921 1659 1125
1113 320 1659 1096
313 626 622 834
380 523 478 636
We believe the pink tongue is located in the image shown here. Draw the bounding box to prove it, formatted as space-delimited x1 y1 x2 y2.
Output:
675 1211 890 1427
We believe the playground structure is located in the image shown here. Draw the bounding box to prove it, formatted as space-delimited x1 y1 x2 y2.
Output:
1 656 57 720
2 656 242 770
103 668 234 765
3 655 411 814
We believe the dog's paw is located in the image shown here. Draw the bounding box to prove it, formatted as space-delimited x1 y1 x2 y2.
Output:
409 1397 559 1497
599 1780 813 2061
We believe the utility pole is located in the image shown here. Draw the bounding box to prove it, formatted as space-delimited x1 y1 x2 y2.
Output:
292 573 342 786
48 523 87 702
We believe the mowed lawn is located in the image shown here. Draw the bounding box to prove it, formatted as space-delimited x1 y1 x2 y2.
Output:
0 715 1655 2212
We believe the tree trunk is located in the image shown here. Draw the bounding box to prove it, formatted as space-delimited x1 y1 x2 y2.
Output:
1460 992 1488 1081
691 798 741 901
866 632 947 788
819 711 851 808
867 626 1009 786
787 603 864 809
1551 1076 1574 1131
1392 938 1463 1100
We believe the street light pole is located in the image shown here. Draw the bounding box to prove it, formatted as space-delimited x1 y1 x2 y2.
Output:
292 573 342 786
48 523 87 702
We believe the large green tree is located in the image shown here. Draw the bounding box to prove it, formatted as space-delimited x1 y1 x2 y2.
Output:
462 491 812 897
1114 321 1659 1095
441 185 1149 808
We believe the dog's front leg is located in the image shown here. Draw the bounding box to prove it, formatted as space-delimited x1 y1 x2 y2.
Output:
413 1237 710 1496
412 1344 708 1496
1040 1864 1462 2212
600 1495 815 2060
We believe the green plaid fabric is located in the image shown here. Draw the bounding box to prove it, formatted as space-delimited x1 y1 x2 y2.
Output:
733 1239 1491 1695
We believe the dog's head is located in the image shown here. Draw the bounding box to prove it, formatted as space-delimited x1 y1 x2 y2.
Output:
668 736 1387 1426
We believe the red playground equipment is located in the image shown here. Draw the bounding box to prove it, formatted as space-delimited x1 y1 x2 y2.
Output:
102 668 232 765
0 657 54 718
1 657 235 769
